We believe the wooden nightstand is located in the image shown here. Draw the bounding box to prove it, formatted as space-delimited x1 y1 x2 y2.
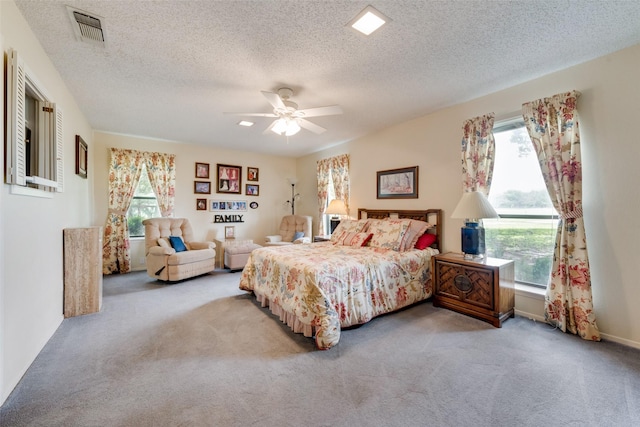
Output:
313 235 331 242
432 252 515 327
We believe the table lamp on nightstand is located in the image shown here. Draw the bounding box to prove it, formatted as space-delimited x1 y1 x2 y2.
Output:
451 191 499 259
325 199 348 234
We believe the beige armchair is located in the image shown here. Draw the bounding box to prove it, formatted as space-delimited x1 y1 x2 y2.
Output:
143 218 216 282
265 215 312 246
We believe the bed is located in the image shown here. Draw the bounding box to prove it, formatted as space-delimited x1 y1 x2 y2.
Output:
238 208 442 349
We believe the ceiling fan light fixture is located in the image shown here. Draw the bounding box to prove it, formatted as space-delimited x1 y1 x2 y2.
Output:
285 120 301 136
349 5 389 36
271 118 301 136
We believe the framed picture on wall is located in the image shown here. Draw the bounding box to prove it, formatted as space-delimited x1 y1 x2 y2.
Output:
225 226 235 239
195 162 210 179
246 184 259 196
194 181 211 194
247 167 259 182
196 198 207 210
217 163 242 194
75 135 88 179
376 166 419 199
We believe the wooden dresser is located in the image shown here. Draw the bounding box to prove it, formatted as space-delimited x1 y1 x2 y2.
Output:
432 252 515 327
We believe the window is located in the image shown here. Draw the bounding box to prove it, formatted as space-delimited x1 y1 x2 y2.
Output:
484 118 558 288
5 49 63 194
127 164 160 237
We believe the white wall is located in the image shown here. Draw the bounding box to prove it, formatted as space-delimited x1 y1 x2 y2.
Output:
92 132 297 271
0 1 94 404
298 43 640 348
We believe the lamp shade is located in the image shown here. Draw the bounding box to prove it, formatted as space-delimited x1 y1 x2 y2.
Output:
451 191 499 220
325 199 348 216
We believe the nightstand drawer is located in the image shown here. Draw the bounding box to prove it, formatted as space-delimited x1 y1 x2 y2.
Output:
436 261 494 310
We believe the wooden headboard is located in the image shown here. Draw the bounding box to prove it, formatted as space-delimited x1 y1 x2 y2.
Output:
357 208 442 250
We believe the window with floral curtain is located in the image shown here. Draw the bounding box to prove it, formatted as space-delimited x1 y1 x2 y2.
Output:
522 91 600 341
316 154 350 236
103 149 176 274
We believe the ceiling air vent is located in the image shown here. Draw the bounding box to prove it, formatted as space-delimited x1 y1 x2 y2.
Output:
66 6 106 46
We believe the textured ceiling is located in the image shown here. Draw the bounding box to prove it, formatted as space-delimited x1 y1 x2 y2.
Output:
13 0 640 157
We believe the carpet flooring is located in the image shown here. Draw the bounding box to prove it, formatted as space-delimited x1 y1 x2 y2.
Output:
1 270 639 427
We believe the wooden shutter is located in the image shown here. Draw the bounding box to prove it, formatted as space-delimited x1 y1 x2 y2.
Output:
55 104 64 192
6 49 27 186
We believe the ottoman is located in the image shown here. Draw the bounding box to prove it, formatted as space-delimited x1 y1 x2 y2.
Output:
224 241 263 271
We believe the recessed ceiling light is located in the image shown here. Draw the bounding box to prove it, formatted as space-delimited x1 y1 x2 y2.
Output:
238 120 254 127
348 5 390 36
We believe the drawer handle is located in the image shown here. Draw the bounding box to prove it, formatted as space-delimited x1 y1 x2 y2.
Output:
454 274 472 293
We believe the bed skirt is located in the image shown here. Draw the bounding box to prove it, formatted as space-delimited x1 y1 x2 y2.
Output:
253 289 316 338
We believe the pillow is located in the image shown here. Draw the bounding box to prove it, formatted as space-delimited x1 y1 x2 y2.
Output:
334 232 373 247
415 233 437 250
330 219 369 243
157 237 170 249
168 236 188 252
366 219 411 251
399 220 433 251
292 231 305 242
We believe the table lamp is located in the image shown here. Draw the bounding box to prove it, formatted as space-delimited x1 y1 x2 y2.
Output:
325 199 348 234
451 191 499 259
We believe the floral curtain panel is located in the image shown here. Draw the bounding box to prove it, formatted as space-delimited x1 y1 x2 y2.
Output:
461 113 496 194
522 91 600 341
103 148 144 274
145 152 176 217
316 154 350 236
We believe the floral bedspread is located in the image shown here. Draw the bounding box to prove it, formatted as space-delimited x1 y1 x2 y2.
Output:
238 243 438 349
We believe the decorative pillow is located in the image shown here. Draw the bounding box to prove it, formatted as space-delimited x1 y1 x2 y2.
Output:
330 219 369 242
367 219 411 251
292 231 305 242
168 236 188 252
415 233 437 250
399 220 434 251
157 237 170 249
334 232 373 247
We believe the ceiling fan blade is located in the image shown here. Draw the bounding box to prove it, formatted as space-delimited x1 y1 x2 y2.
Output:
223 112 278 117
298 118 326 134
262 120 277 135
261 91 286 110
296 105 343 118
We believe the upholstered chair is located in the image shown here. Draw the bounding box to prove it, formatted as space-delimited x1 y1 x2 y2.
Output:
265 215 312 246
143 218 216 282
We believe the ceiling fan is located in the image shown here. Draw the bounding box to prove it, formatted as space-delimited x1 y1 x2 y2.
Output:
225 87 343 136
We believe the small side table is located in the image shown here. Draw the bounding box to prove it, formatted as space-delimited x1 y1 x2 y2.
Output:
432 252 515 327
213 239 227 268
313 235 331 243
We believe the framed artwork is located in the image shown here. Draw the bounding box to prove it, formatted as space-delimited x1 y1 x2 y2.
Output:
196 198 207 210
217 163 242 194
195 162 210 179
376 166 419 199
247 167 259 182
225 226 236 239
250 201 259 209
194 181 211 194
246 184 259 196
209 200 247 211
75 135 88 179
